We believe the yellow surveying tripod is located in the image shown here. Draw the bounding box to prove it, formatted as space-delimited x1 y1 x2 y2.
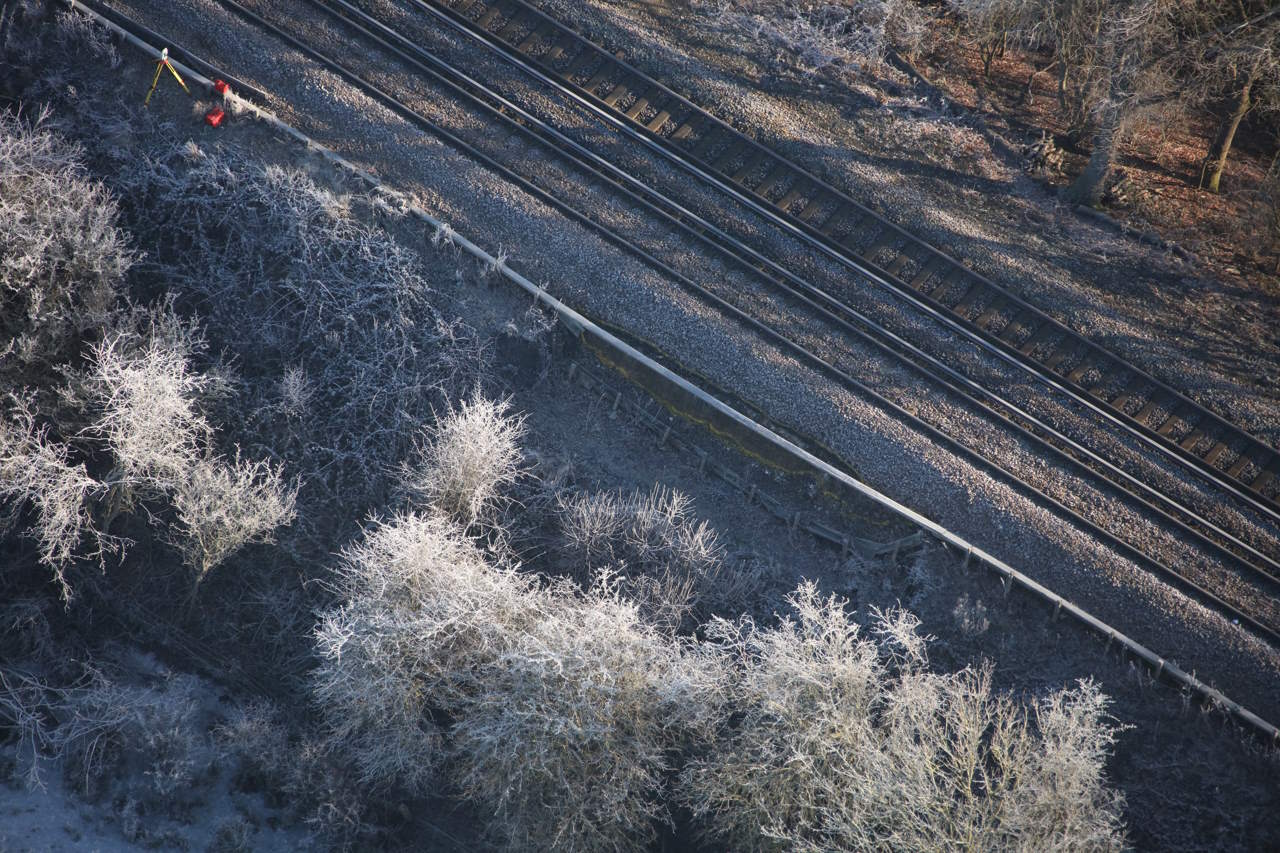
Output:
144 47 190 106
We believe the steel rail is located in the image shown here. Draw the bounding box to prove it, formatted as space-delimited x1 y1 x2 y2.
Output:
202 0 1280 642
406 0 1280 529
308 0 1280 592
65 0 1280 745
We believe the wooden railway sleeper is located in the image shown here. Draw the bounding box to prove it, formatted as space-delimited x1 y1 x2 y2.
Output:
928 267 970 303
799 193 831 224
1228 450 1261 479
582 59 618 92
817 204 851 236
561 47 597 81
777 181 811 213
1157 407 1189 436
998 309 1037 343
1179 427 1207 452
864 229 902 261
974 295 1012 331
1252 456 1279 493
1066 352 1104 385
840 212 874 242
515 21 556 53
909 254 943 289
625 87 661 119
950 281 987 318
669 115 701 141
1203 440 1234 468
882 250 910 278
1016 321 1058 355
544 31 577 63
713 141 744 172
732 150 768 184
1043 340 1084 372
1106 375 1147 413
476 3 507 30
496 9 528 40
603 78 634 107
645 107 672 132
752 163 790 198
1132 394 1171 427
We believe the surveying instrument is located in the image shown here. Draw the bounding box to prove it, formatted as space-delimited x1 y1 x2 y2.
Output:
144 47 190 106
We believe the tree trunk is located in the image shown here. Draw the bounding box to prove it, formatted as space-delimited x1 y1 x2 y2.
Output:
1065 99 1121 206
1201 69 1256 194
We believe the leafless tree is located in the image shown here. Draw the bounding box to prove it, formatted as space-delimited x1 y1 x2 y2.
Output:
950 0 1025 77
1189 4 1280 192
0 401 109 597
953 1 1280 202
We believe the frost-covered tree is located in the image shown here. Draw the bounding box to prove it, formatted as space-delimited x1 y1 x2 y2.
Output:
0 403 106 596
451 582 720 853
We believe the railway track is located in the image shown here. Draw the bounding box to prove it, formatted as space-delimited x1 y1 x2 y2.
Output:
408 0 1280 529
183 0 1280 643
62 0 1280 743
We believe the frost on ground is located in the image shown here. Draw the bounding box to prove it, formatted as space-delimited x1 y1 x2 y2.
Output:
694 0 926 73
0 67 1130 849
27 4 1280 849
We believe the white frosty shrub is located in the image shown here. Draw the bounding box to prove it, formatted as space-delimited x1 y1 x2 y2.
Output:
679 582 1127 852
84 325 212 495
311 513 724 846
82 312 293 580
556 485 741 630
405 395 525 523
311 513 545 793
169 452 297 583
110 147 482 539
450 580 722 853
0 108 130 380
0 403 105 594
